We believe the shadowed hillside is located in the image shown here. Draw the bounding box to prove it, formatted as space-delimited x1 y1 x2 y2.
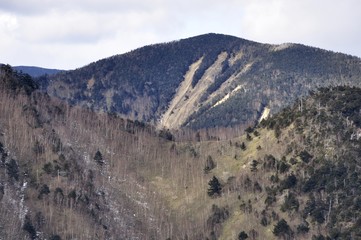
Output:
36 33 361 131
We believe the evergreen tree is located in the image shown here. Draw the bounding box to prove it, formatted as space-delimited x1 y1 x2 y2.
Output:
6 159 19 181
273 219 291 238
250 160 258 172
23 215 37 240
207 176 222 197
240 142 246 150
38 184 50 199
94 150 104 165
238 231 248 240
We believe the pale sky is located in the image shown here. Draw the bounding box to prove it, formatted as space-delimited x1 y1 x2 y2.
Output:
1 0 360 70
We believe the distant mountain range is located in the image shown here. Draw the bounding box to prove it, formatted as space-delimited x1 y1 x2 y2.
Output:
34 33 361 130
14 66 62 77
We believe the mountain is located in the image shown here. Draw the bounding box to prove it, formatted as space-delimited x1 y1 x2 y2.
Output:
36 33 361 130
0 64 172 239
14 66 62 77
2 63 361 239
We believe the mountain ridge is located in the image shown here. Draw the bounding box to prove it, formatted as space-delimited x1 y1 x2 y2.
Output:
13 66 62 77
35 33 361 131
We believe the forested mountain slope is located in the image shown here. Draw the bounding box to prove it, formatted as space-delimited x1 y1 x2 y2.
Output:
0 65 181 239
36 33 361 130
2 64 361 239
196 86 361 239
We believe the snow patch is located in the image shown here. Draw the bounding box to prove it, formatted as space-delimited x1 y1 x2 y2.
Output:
19 181 28 224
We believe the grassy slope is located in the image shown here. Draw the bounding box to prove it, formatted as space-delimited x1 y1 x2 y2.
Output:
148 87 361 239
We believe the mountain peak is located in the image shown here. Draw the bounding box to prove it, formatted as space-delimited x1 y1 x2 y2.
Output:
35 34 361 130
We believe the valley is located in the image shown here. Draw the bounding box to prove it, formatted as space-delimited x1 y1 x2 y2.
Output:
1 33 361 240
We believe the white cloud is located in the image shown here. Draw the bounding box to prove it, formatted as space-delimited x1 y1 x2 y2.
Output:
0 13 19 57
0 0 166 15
240 0 361 54
0 13 18 30
0 0 360 69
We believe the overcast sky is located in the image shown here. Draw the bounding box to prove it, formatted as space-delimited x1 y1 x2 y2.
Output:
1 0 360 70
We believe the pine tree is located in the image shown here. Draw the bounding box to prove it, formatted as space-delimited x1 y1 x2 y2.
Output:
94 150 104 165
273 219 291 237
207 176 222 197
238 231 248 240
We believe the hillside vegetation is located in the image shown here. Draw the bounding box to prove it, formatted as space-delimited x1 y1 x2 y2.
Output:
2 63 361 239
198 86 361 239
0 65 184 239
36 33 361 130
